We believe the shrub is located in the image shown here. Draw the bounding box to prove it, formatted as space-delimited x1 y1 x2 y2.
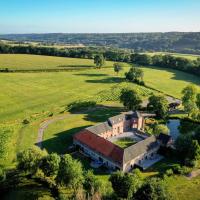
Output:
67 100 96 112
165 169 173 176
48 112 54 117
22 119 30 124
172 164 182 174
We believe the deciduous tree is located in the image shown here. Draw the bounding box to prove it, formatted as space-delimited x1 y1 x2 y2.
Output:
120 88 142 111
113 62 123 75
94 54 105 68
147 95 169 119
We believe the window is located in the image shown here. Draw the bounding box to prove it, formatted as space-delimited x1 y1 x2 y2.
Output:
117 127 120 133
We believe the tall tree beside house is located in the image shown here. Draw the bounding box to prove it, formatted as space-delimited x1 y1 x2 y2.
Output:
113 62 123 75
83 170 102 197
56 154 84 193
109 170 142 199
94 54 105 68
120 88 142 111
40 153 61 177
147 95 169 119
182 84 198 117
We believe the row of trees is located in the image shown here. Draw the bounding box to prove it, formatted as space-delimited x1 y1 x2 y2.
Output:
0 42 200 76
1 146 174 200
120 88 169 119
130 53 200 76
109 170 173 200
1 32 200 54
16 146 102 199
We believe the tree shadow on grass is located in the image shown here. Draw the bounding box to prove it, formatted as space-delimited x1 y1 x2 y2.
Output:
86 77 124 84
39 125 90 154
68 104 124 123
75 73 108 77
57 65 94 68
145 66 200 86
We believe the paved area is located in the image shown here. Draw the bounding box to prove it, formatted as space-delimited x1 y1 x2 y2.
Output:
108 131 144 143
137 155 164 170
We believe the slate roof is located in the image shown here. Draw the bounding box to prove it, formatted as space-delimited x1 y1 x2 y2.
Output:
86 122 112 135
74 131 159 165
74 130 124 165
123 135 159 163
108 114 125 125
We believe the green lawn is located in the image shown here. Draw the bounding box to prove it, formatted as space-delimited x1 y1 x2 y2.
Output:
113 137 136 148
0 54 116 70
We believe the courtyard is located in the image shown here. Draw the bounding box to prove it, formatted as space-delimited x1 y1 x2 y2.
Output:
108 131 147 148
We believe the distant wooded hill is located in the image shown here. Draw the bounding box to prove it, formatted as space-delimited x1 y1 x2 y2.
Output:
0 32 200 54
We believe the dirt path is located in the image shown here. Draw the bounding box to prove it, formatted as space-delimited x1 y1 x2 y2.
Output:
186 169 200 180
37 114 70 148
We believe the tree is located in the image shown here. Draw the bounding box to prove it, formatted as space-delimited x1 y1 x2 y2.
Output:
134 178 173 200
94 54 105 68
153 124 169 135
109 170 142 199
120 88 142 111
125 66 144 83
56 154 84 192
17 146 47 175
0 167 6 182
147 95 169 119
188 140 200 161
182 85 197 116
175 134 193 161
196 93 200 110
83 170 102 196
40 153 61 177
113 62 123 75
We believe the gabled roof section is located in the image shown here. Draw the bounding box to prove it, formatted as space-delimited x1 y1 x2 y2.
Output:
74 130 124 165
86 122 112 135
108 114 125 125
123 135 159 164
132 111 142 118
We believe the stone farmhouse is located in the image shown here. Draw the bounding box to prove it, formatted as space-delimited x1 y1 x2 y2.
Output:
73 111 169 172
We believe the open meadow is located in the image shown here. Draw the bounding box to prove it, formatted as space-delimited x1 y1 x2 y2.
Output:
0 54 200 199
0 54 116 70
145 52 200 60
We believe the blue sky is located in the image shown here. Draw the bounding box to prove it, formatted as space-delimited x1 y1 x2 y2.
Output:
0 0 200 33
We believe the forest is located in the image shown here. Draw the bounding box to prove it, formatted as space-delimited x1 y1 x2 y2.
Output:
1 32 200 54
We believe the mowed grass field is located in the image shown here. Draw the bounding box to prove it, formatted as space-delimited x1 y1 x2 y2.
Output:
145 52 200 60
0 54 200 123
0 54 116 70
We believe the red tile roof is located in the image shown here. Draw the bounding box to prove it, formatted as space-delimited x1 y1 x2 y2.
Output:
74 130 124 165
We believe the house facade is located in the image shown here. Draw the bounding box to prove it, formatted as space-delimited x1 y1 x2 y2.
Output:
73 111 165 172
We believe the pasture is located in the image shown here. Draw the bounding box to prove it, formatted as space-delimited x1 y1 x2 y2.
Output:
0 54 116 70
145 51 200 60
0 54 200 123
0 54 200 199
